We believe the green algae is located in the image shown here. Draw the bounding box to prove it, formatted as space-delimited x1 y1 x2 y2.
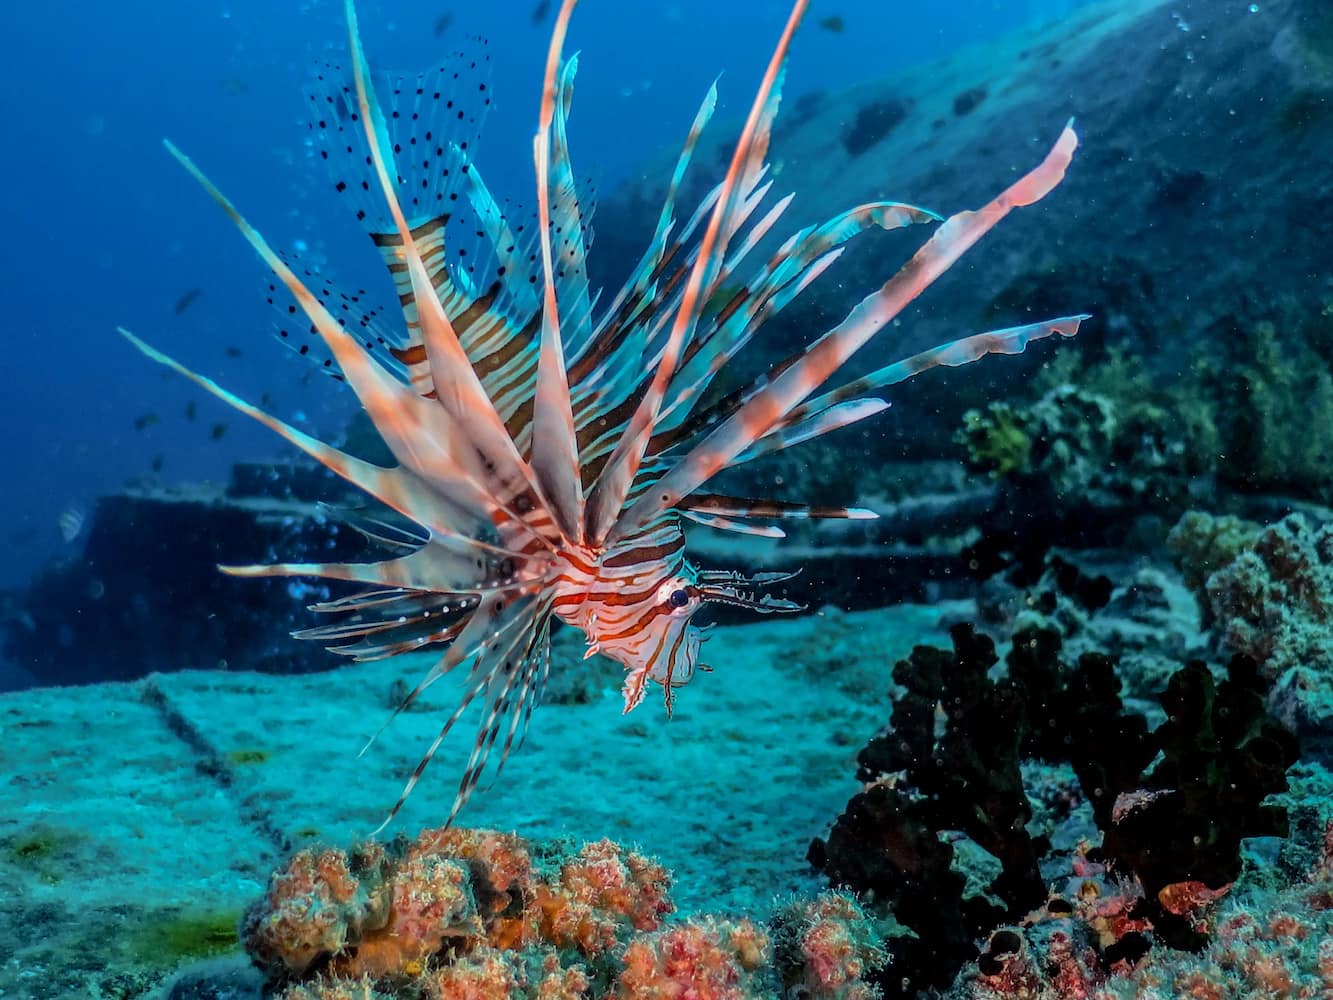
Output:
956 402 1032 478
2 825 84 885
225 747 271 766
127 909 243 963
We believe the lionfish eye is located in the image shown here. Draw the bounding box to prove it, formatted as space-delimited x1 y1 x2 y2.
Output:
668 588 690 608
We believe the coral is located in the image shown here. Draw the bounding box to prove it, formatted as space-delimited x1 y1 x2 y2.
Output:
246 828 884 999
532 838 674 957
956 403 1033 480
614 917 771 999
770 891 887 999
1192 513 1333 738
957 844 1333 999
957 376 1191 509
809 624 1057 996
811 623 1298 996
408 827 535 949
241 834 512 979
425 946 589 1000
278 975 395 1000
1215 320 1333 497
1101 655 1299 947
1166 511 1261 604
242 844 387 977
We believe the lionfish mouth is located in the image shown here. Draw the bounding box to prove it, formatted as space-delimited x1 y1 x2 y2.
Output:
696 569 804 613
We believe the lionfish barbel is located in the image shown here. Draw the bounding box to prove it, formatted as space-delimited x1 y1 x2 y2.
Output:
121 0 1086 830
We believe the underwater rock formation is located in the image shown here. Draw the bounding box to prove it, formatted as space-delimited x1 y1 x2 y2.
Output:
810 622 1299 996
0 463 367 685
1171 510 1333 747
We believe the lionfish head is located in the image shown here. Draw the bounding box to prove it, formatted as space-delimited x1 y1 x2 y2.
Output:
586 547 803 715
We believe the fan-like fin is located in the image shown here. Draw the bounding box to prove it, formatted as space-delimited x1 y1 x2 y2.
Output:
370 588 547 834
527 0 586 543
730 398 889 467
584 0 811 544
221 537 525 593
118 329 505 547
682 494 877 520
781 314 1091 427
343 0 548 527
162 144 490 494
581 81 718 368
614 123 1080 540
547 53 596 356
680 510 786 537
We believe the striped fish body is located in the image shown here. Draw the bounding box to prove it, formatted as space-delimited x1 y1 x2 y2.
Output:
548 515 700 712
121 0 1088 830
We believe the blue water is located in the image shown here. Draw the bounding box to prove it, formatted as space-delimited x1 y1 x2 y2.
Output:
0 0 1088 592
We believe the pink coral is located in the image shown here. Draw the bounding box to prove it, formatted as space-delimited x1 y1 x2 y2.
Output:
344 851 480 977
277 976 394 1000
247 827 890 1000
242 836 481 980
966 862 1333 1000
615 917 771 999
243 847 370 975
534 838 675 956
771 891 886 999
426 946 589 1000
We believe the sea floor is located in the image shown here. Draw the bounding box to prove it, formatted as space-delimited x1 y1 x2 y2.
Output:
0 600 964 999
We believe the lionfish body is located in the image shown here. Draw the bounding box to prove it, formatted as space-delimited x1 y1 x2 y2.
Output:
123 0 1087 829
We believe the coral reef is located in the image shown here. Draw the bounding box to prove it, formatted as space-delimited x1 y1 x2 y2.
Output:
955 821 1333 999
769 892 888 1000
1209 318 1333 499
810 622 1299 997
1172 511 1333 742
244 827 882 999
614 918 771 999
956 353 1202 513
1166 511 1261 603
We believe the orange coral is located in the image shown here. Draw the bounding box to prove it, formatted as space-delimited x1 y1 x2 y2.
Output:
244 848 364 975
246 828 883 1000
535 838 674 956
425 946 589 1000
615 917 770 1000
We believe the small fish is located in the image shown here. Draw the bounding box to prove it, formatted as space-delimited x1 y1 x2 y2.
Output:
58 507 85 543
133 412 160 431
433 12 453 36
224 346 243 358
210 423 228 441
531 0 550 24
185 401 197 421
173 288 202 315
123 0 1083 834
151 454 165 472
818 15 845 33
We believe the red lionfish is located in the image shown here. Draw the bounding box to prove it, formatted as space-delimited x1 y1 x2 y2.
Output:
120 0 1086 830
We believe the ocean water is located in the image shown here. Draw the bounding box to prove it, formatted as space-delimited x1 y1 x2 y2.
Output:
2 0 1331 997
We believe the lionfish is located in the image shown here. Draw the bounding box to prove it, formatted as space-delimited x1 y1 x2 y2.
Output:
121 0 1085 830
